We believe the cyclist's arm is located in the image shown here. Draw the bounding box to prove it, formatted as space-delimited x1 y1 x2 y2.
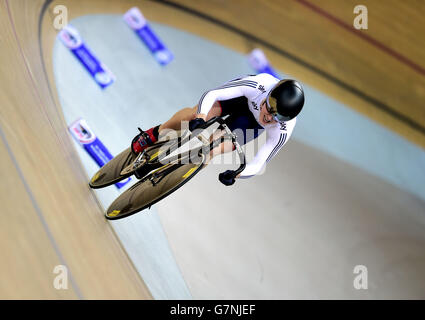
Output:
196 77 259 119
238 120 295 178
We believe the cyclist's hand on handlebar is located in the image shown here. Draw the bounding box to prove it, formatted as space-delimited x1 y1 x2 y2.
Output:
189 118 206 131
219 170 237 186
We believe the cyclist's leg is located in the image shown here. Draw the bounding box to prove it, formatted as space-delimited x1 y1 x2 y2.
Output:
158 102 221 134
202 101 234 162
205 99 263 163
158 106 196 133
205 130 234 164
204 98 237 162
154 100 237 163
133 103 221 154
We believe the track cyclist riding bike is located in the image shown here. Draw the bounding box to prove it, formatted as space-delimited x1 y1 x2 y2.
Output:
131 73 305 185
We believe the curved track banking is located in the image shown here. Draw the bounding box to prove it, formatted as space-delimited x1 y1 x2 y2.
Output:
0 0 151 299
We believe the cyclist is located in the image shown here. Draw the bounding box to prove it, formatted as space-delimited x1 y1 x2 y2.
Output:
131 73 305 186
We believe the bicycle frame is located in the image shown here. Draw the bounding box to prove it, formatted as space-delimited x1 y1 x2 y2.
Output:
104 116 247 219
154 116 246 177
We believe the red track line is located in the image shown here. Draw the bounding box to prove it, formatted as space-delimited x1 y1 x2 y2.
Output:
295 0 425 77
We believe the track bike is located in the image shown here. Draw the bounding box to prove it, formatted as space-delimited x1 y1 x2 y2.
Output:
89 116 246 220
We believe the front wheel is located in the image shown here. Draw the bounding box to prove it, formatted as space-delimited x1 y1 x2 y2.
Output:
105 160 205 220
89 147 137 189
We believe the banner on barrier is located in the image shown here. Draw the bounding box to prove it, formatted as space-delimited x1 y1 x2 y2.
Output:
68 118 131 189
58 25 115 89
248 48 280 78
124 7 174 66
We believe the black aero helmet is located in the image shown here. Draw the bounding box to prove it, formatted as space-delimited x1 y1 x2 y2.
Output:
266 79 305 122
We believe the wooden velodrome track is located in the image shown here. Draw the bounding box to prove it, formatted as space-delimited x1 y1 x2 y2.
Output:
0 0 423 298
0 0 153 299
